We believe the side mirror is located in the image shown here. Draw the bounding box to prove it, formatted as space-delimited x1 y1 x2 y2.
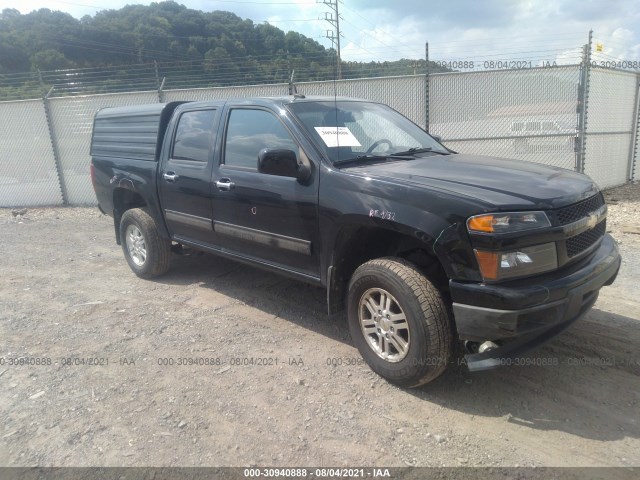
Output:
258 148 311 182
431 135 442 143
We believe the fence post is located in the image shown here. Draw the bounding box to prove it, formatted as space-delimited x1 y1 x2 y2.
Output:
155 60 166 102
576 30 593 174
629 75 640 182
425 42 430 133
42 87 68 205
158 77 166 103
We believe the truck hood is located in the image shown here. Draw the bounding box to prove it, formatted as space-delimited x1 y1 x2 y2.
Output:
342 153 599 209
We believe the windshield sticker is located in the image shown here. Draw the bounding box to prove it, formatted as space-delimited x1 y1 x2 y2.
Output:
314 127 362 148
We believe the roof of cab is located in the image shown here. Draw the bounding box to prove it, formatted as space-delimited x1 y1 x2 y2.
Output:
177 95 370 109
93 96 372 118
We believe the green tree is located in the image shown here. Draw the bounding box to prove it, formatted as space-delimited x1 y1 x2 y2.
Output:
0 0 446 100
0 43 30 73
31 49 76 70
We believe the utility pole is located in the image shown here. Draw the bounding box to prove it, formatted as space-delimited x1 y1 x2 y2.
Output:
321 0 342 79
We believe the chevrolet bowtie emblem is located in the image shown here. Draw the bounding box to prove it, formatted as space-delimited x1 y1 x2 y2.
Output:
586 213 598 229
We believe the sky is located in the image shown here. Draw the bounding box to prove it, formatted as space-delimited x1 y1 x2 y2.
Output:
2 0 639 65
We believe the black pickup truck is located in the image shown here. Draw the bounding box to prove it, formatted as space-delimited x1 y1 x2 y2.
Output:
90 96 621 387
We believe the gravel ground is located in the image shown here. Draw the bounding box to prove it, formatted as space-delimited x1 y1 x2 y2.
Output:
0 183 639 469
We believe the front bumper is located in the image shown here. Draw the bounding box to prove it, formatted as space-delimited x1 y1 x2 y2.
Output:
450 234 621 371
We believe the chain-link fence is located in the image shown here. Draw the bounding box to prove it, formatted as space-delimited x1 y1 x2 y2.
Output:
163 76 426 127
0 99 63 207
430 66 581 171
0 68 638 207
302 76 427 128
47 91 160 204
584 67 639 188
163 83 285 102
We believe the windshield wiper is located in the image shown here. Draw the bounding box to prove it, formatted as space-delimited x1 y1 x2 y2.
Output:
333 147 449 168
332 154 390 167
391 147 449 156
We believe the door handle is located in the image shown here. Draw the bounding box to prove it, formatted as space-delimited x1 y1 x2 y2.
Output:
163 171 179 182
216 178 235 191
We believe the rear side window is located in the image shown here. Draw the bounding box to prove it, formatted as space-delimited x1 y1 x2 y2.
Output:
172 110 216 162
224 109 297 169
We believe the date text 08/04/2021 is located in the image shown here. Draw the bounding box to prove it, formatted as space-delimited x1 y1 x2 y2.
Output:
243 468 391 477
434 59 640 70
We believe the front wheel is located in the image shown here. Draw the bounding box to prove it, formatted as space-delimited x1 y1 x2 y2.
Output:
120 208 171 278
347 258 453 387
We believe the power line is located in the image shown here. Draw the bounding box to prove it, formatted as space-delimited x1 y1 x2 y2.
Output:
320 0 342 79
337 1 418 52
258 19 318 23
53 0 313 8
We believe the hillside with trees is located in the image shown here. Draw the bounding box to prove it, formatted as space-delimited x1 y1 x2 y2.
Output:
0 1 446 99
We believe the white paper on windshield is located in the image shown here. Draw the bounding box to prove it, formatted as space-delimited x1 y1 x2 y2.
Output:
314 127 362 148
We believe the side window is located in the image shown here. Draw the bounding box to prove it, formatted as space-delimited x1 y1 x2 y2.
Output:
172 110 216 162
224 109 298 169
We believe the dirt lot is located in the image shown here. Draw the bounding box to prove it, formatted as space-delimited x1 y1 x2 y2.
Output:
1 184 639 469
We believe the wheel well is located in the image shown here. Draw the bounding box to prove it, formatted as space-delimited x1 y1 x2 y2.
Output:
113 188 147 245
328 226 448 314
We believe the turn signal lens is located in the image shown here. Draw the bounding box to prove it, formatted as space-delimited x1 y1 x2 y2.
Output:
467 215 496 233
474 250 499 280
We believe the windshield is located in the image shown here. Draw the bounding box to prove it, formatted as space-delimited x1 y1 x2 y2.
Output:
287 100 449 165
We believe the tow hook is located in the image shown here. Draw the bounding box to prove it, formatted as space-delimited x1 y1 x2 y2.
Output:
464 340 499 354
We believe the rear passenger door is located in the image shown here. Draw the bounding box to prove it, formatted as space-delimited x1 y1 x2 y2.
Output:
210 105 321 279
159 106 220 245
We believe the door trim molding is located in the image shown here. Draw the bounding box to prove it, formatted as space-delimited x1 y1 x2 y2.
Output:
213 221 311 255
174 236 321 285
165 210 212 230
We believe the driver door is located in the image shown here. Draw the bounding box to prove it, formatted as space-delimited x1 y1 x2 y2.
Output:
210 105 321 279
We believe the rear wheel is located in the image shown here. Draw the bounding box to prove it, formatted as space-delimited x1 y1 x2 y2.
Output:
120 208 171 278
347 257 453 387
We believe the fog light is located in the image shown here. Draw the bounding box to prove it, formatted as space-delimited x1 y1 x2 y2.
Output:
500 251 533 268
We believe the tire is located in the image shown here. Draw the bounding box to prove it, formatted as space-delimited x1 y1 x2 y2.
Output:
119 208 171 279
347 257 453 387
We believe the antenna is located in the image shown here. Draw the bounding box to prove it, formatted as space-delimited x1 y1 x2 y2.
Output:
320 0 342 79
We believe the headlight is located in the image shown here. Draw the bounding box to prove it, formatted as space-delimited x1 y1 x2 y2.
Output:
467 211 550 233
474 243 558 281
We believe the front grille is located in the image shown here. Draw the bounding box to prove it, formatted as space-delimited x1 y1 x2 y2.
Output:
554 193 605 226
566 220 606 257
